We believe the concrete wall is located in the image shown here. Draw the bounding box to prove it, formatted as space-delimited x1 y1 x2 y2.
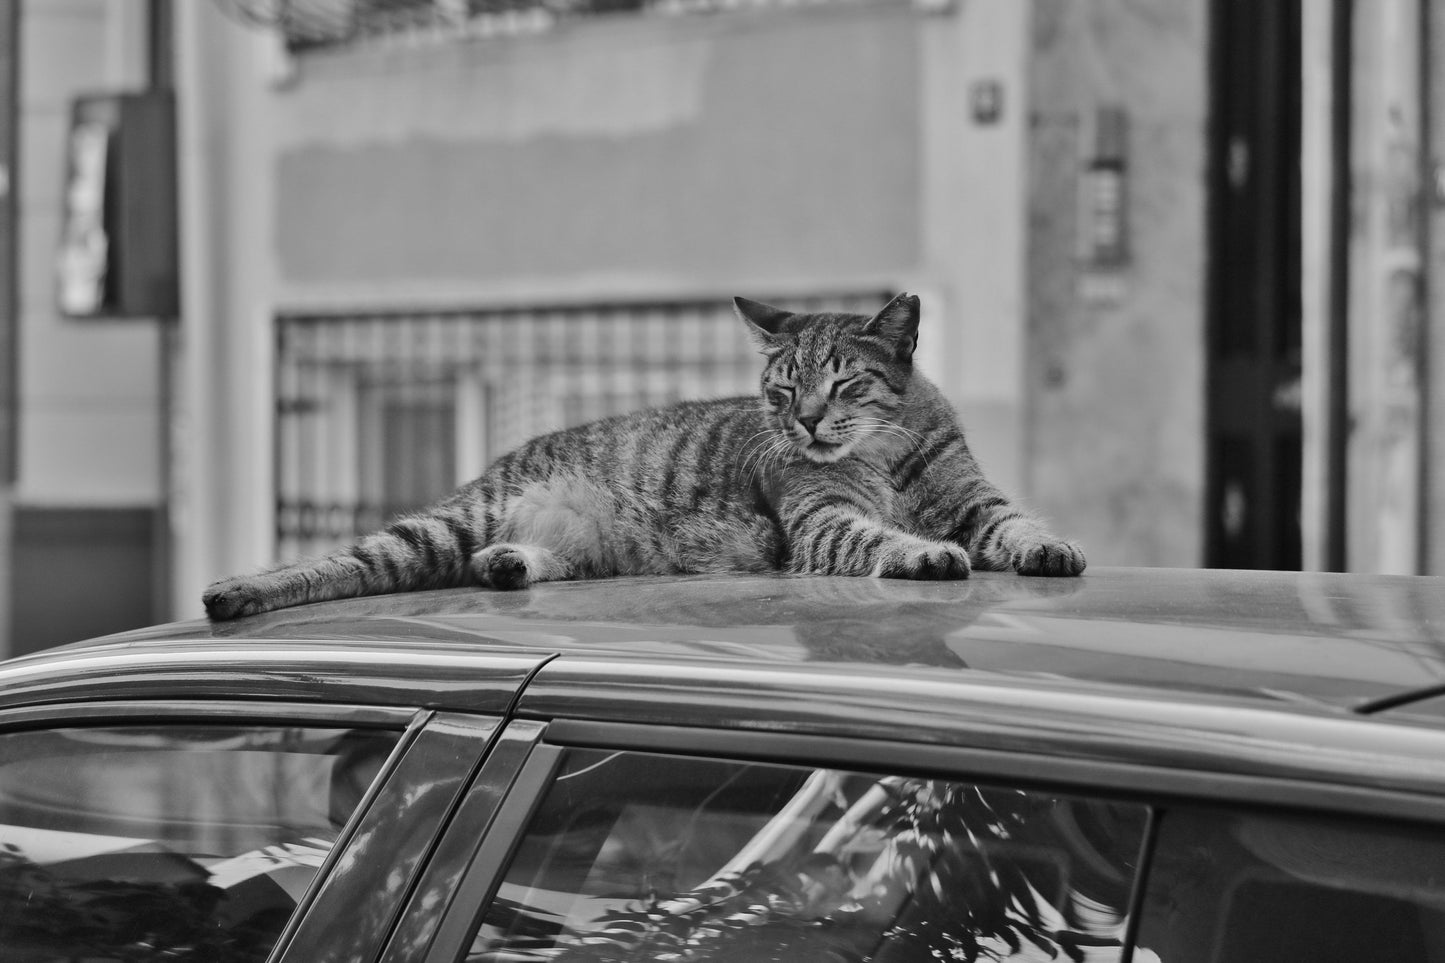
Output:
1429 0 1445 574
272 11 920 293
1025 0 1208 567
1346 0 1426 574
16 0 160 507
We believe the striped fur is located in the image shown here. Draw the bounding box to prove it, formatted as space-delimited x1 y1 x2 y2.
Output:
203 293 1084 620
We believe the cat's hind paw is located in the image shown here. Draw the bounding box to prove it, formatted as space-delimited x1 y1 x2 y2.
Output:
874 541 971 580
472 544 573 590
473 545 533 590
1012 540 1086 577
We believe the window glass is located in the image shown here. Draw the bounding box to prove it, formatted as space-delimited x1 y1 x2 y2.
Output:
469 749 1148 963
1136 808 1445 963
0 724 399 963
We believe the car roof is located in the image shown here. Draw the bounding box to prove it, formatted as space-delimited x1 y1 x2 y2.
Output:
9 566 1445 717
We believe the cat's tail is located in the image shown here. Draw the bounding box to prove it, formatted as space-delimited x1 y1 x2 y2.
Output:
202 504 488 621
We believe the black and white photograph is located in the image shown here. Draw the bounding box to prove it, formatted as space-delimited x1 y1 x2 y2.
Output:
2 1 1445 961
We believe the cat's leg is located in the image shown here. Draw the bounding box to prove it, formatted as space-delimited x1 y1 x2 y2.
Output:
950 490 1086 576
1001 531 1087 576
471 543 574 590
203 512 481 620
779 480 971 581
481 474 632 587
791 511 971 580
898 432 1086 577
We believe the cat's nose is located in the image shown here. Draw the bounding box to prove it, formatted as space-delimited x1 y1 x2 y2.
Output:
797 413 823 435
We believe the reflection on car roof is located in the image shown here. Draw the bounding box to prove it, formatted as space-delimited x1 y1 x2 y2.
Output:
42 567 1445 713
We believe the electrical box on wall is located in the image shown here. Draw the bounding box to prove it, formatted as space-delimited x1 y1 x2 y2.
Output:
56 91 178 319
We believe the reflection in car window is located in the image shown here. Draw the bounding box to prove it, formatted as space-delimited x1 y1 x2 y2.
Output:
1136 808 1445 963
469 750 1148 963
0 725 399 963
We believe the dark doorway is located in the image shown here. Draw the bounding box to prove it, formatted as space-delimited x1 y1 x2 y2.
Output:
1206 0 1304 570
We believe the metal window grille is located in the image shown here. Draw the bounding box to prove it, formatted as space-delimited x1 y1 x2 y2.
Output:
213 0 931 52
275 293 889 559
216 0 947 52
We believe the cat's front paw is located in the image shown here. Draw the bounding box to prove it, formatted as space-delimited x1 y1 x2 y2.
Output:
874 541 971 580
203 577 269 621
1012 540 1086 577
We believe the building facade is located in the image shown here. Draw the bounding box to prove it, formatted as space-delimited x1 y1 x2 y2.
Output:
3 0 1440 652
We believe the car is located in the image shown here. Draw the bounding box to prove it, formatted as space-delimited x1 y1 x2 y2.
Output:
3 566 1445 963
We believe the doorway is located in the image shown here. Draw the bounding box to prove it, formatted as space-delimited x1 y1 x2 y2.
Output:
1205 0 1304 570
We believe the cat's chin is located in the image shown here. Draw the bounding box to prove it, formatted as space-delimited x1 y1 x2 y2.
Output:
800 440 850 464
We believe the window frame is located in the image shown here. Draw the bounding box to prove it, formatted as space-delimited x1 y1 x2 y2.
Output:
419 719 1166 963
419 716 1445 963
0 700 505 963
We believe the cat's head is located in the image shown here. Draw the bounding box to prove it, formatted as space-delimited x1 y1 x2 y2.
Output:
734 292 920 464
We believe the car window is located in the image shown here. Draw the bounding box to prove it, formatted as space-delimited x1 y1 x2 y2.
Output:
466 749 1148 963
0 724 400 963
1135 807 1445 963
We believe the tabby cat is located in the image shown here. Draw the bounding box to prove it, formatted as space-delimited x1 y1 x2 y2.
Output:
203 293 1084 620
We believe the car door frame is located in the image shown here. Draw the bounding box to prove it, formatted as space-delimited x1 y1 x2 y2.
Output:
0 699 506 963
406 713 1445 963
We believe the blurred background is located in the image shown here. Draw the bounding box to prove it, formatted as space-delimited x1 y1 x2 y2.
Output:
0 0 1434 652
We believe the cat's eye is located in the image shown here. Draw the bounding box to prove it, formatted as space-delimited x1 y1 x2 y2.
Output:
829 376 859 399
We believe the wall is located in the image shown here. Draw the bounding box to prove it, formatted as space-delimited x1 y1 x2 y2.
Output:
15 0 160 507
8 0 163 653
918 0 1030 495
1429 0 1445 574
273 11 919 296
1346 0 1425 574
171 2 279 618
1025 0 1208 567
270 8 922 304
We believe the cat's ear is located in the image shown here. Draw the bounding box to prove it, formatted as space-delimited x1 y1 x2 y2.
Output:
733 296 794 349
863 292 921 362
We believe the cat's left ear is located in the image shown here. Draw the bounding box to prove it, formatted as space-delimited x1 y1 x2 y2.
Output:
733 296 794 349
863 292 921 363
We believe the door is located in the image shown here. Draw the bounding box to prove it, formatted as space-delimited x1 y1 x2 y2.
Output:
1206 0 1304 570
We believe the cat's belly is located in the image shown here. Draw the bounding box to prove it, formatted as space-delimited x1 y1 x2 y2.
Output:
496 473 779 577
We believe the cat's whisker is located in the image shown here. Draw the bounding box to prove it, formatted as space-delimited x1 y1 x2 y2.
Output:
849 428 916 455
851 417 929 461
738 426 785 448
853 416 925 443
741 431 784 473
747 435 794 489
737 429 789 478
851 426 910 442
846 419 915 440
737 425 785 454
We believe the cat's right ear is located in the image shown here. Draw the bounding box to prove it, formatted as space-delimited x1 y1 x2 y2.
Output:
733 297 793 350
